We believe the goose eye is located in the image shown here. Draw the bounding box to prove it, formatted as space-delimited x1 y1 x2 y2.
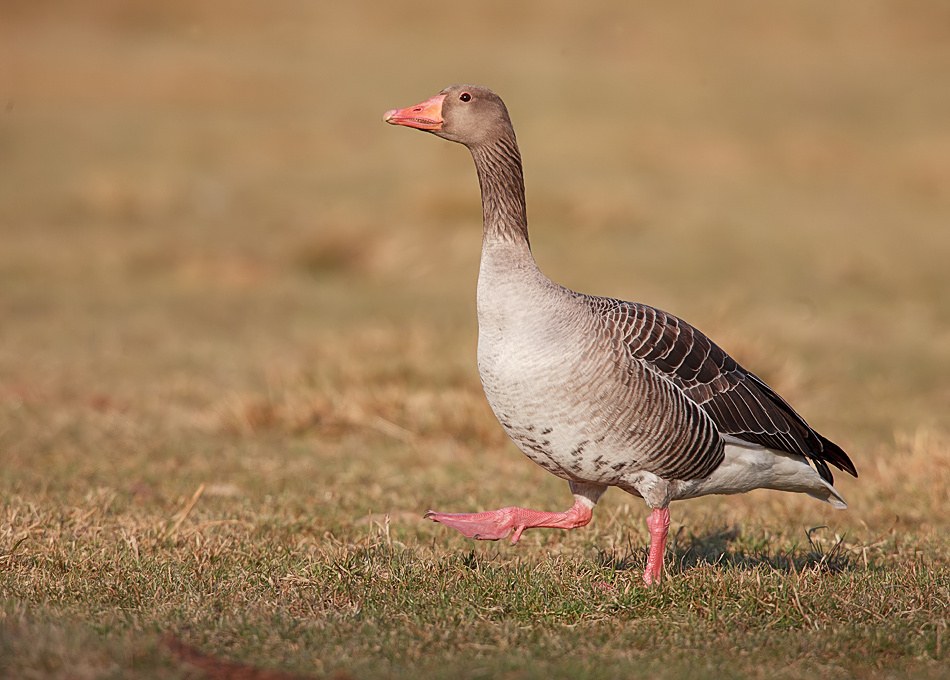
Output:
459 92 472 102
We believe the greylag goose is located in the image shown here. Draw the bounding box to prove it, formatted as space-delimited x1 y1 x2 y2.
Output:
384 85 857 585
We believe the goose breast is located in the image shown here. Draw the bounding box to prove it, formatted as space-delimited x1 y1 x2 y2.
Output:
476 269 723 488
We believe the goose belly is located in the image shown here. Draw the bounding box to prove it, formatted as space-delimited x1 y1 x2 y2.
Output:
476 321 641 485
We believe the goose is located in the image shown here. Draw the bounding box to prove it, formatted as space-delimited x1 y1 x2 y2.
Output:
383 85 857 585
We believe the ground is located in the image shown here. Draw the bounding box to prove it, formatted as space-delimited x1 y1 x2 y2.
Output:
2 1 950 678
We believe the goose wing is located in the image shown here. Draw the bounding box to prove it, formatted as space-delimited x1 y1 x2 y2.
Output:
594 297 856 484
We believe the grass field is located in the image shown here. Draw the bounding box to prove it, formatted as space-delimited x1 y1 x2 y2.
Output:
2 1 950 678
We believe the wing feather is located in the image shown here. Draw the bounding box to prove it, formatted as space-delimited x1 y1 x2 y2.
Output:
592 297 857 483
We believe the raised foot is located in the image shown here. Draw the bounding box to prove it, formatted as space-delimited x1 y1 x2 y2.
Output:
424 499 593 545
423 508 523 542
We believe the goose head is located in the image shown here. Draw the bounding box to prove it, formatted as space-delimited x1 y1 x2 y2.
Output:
384 84 513 148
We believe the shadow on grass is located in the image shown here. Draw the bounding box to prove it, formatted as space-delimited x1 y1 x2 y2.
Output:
598 525 855 577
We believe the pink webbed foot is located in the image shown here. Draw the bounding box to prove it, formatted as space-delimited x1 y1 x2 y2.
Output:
423 507 523 541
642 507 671 586
425 498 593 545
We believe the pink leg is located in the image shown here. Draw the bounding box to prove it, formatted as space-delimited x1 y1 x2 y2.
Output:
643 507 671 586
425 498 593 544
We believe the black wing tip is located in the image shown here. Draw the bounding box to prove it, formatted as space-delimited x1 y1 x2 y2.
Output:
816 433 858 479
746 373 858 482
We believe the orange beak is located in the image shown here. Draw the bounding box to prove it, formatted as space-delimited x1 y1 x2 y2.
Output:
383 94 445 131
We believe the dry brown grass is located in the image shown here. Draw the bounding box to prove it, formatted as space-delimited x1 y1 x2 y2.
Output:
2 0 950 678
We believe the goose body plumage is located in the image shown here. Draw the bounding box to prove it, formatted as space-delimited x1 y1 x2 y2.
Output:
384 85 857 584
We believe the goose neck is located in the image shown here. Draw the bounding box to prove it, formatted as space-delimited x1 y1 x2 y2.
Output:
469 136 530 248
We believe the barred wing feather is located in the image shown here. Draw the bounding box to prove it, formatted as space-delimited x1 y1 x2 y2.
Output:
594 297 857 484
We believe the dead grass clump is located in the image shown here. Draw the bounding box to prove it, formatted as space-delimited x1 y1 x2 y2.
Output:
173 253 274 289
162 634 334 680
293 231 375 279
217 381 509 452
213 323 506 448
858 428 950 526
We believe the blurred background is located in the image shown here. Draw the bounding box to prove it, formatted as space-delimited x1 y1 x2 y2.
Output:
2 0 949 516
